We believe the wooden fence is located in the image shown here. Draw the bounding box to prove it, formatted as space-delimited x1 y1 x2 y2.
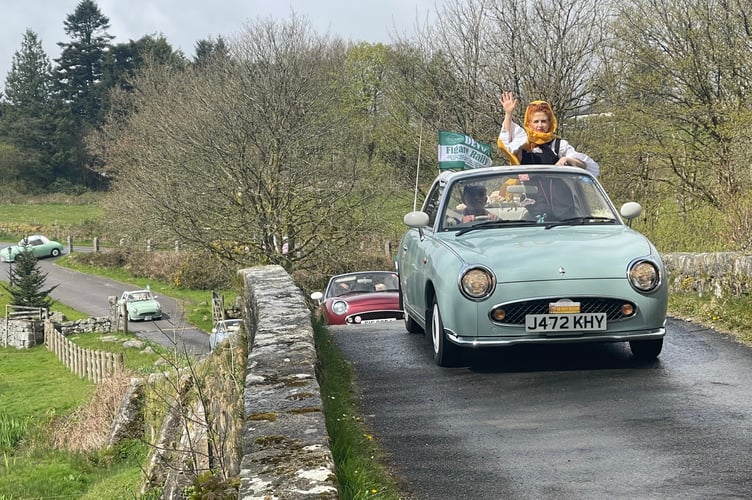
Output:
44 320 124 384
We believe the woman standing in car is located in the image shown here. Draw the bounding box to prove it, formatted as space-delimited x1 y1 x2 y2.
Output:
497 91 600 177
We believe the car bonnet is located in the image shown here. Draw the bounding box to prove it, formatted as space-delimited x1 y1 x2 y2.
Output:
436 225 657 281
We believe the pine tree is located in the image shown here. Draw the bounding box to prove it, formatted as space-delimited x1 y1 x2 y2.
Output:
3 29 53 114
2 249 58 309
53 0 114 126
0 29 58 190
51 0 113 189
193 36 230 68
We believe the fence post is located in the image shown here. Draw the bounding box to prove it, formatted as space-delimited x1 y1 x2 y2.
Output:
93 237 100 253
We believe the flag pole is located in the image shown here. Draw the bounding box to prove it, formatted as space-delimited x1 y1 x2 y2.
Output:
413 117 423 212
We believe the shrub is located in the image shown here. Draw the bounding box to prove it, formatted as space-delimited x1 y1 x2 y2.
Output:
70 248 235 290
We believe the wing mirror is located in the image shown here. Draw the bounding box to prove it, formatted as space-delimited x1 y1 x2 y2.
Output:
620 202 642 227
404 211 429 228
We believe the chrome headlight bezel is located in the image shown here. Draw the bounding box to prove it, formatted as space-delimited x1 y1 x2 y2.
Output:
459 266 496 301
331 300 349 315
627 259 661 293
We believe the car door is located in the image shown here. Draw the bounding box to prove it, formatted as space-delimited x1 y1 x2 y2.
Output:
25 238 44 258
400 181 445 325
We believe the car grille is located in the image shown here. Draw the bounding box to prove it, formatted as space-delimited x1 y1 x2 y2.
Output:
345 310 404 324
491 297 635 325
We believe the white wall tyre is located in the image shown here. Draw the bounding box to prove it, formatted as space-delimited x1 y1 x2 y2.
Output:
430 299 461 367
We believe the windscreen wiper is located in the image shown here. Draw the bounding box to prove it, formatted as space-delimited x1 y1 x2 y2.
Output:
455 219 538 236
544 216 618 230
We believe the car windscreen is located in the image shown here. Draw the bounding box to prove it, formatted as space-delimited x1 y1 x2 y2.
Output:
326 272 399 297
439 171 618 232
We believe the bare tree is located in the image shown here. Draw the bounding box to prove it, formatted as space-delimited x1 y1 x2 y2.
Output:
486 0 611 120
91 14 386 273
598 0 752 208
387 0 610 184
390 0 501 143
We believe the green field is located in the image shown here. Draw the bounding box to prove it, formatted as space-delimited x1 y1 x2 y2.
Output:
0 203 103 227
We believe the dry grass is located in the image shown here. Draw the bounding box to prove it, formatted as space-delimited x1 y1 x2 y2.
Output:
49 372 133 452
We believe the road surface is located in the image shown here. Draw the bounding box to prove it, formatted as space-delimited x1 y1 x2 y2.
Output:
14 253 212 355
332 318 752 499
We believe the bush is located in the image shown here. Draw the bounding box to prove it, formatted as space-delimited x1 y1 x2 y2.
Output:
70 248 235 290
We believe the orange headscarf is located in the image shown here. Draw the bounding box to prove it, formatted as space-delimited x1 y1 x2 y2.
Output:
496 137 520 165
523 100 558 148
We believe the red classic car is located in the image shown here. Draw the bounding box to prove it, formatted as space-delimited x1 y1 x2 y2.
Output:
311 271 404 325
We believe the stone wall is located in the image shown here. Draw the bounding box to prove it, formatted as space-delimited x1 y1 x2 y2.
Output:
1 316 112 349
662 252 752 298
0 319 45 348
237 265 338 499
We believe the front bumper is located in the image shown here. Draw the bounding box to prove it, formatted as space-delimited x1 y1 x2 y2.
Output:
446 325 666 347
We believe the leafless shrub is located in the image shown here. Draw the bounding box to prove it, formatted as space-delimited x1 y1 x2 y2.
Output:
48 371 132 452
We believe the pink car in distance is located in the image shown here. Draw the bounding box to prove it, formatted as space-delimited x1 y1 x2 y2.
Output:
310 271 403 325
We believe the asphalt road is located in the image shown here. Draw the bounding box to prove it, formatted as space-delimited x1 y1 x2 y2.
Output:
331 318 752 500
25 254 211 355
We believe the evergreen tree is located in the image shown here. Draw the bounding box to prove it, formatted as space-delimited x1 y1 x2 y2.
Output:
51 0 113 190
53 0 114 127
193 36 230 67
0 29 58 191
3 29 52 113
2 248 58 309
103 35 187 93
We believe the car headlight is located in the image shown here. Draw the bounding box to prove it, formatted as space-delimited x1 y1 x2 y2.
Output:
459 266 496 300
332 300 348 315
628 260 661 292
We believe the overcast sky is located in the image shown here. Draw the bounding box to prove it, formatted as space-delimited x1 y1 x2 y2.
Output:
1 0 439 93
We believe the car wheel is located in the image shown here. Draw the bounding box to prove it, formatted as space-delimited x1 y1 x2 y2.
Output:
629 338 663 360
50 248 61 257
430 299 461 367
404 310 423 334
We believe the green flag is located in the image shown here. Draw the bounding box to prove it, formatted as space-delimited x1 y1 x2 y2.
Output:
438 130 492 170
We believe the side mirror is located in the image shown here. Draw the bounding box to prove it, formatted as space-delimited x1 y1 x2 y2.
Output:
620 202 642 226
404 211 430 228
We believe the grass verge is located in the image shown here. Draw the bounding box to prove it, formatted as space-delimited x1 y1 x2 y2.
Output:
314 319 403 499
669 292 752 346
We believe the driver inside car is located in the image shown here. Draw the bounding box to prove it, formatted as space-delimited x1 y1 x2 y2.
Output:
460 184 499 223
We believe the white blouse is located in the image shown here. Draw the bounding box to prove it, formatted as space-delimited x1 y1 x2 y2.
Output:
498 121 600 177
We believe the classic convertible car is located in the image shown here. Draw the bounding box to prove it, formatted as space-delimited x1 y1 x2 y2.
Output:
311 271 403 325
0 235 65 262
117 288 163 321
397 165 668 366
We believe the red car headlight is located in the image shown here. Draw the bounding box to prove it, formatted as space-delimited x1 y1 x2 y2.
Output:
332 300 348 315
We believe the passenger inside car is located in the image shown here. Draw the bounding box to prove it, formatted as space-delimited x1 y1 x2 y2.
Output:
447 184 500 225
522 177 578 221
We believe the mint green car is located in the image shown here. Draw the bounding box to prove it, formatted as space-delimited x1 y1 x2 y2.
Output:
1 235 65 263
397 166 668 367
117 289 163 321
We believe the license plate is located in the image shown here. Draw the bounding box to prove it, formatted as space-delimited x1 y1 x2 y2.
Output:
525 313 607 333
358 318 397 324
144 316 152 321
